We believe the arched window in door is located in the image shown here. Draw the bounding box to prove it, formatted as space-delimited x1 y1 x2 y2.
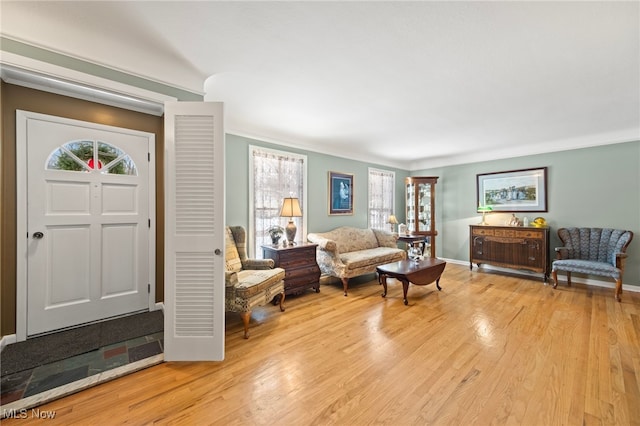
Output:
46 140 137 175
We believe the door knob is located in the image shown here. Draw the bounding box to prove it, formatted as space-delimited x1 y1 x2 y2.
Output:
214 249 222 255
33 232 44 239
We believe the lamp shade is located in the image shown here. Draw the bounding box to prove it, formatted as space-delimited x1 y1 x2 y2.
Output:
280 197 302 244
387 214 399 232
279 197 302 218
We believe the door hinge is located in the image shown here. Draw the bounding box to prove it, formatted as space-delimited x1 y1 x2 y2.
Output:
148 283 151 294
148 152 151 162
148 218 151 228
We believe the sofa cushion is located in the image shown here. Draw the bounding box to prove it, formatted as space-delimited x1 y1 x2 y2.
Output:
340 247 405 271
330 227 379 253
552 259 621 279
235 268 285 298
372 228 398 248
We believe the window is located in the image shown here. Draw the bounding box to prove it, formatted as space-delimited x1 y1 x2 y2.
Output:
47 140 137 175
249 146 307 257
368 168 395 230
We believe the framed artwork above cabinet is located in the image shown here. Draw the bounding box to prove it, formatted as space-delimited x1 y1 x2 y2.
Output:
476 167 548 212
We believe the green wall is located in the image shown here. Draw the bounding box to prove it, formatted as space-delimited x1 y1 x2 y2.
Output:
225 134 410 234
414 141 640 286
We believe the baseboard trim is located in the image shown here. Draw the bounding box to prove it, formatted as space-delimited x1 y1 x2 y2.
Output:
0 334 17 353
443 257 640 293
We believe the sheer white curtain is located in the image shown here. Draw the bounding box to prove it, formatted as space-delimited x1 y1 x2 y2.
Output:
249 146 307 257
368 168 395 230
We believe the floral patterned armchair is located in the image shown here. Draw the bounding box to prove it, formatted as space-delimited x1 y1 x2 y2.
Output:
225 226 285 338
552 227 633 301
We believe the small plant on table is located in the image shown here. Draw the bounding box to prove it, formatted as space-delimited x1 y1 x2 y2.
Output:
267 225 284 245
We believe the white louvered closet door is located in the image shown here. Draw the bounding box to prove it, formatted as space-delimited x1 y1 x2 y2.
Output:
164 102 225 361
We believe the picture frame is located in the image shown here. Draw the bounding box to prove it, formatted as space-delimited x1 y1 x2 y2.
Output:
328 171 353 215
476 167 548 212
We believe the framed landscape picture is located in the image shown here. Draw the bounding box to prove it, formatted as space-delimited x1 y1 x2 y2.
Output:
477 167 548 212
328 171 353 215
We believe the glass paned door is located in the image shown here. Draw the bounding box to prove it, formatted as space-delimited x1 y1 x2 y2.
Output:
418 182 432 233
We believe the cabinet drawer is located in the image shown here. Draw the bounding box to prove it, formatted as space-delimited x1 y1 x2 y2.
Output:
494 229 516 237
285 266 320 280
278 255 317 269
284 246 315 257
515 230 542 239
473 228 494 236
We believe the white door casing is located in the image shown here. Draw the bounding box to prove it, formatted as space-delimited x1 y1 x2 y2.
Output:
16 110 156 339
164 102 225 361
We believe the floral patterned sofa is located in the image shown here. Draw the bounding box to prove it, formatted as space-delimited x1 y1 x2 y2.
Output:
552 227 634 302
307 226 406 296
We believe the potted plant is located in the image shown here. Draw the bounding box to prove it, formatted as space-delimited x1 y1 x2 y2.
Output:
267 225 284 245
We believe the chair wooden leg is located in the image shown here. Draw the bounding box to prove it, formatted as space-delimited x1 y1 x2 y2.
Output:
552 271 571 288
341 278 349 296
240 311 251 339
615 279 622 302
279 292 286 312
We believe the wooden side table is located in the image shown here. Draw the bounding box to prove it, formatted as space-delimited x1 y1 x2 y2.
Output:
262 243 321 296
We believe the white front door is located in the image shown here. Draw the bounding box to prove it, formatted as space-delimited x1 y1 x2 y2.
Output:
20 112 154 336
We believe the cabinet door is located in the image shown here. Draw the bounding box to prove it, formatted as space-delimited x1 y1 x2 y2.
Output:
417 181 433 233
406 180 416 233
472 236 486 260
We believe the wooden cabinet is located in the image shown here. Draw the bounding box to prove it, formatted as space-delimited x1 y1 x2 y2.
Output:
469 225 550 281
262 243 321 295
405 176 438 257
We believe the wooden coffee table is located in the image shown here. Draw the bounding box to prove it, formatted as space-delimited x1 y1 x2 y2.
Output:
376 258 447 305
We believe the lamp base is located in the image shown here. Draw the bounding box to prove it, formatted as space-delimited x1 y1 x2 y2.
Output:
479 212 489 226
285 220 297 244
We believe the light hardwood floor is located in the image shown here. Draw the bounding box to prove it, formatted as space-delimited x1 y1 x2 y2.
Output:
4 263 640 425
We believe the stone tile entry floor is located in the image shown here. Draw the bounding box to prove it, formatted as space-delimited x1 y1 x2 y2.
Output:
1 331 163 409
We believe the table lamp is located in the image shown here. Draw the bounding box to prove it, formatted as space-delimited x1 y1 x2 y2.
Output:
279 197 302 244
387 214 398 232
478 205 493 226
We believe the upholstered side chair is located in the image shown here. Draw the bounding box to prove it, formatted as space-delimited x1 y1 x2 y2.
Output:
552 227 633 302
225 226 286 338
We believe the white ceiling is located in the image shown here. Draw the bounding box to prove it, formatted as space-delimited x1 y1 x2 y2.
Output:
1 1 639 170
